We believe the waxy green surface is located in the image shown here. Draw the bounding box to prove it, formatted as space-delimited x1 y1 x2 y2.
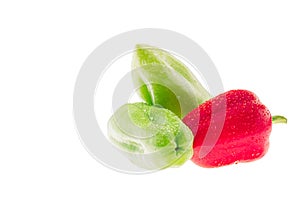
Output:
132 44 211 118
108 103 193 170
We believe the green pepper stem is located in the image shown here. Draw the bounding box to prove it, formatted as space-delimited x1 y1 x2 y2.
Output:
272 115 287 124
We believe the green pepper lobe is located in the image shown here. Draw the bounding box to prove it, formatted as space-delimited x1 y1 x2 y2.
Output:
108 103 194 170
132 44 211 118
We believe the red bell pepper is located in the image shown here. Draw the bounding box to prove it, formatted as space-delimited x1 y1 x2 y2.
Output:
183 89 286 168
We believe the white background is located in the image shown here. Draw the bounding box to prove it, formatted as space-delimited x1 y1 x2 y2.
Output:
1 1 299 199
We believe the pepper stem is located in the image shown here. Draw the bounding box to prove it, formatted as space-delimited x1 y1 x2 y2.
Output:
272 115 287 124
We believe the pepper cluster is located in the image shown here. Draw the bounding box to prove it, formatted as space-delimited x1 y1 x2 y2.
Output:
107 44 286 170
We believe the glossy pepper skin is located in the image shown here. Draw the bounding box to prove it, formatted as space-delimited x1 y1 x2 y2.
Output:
183 90 272 168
